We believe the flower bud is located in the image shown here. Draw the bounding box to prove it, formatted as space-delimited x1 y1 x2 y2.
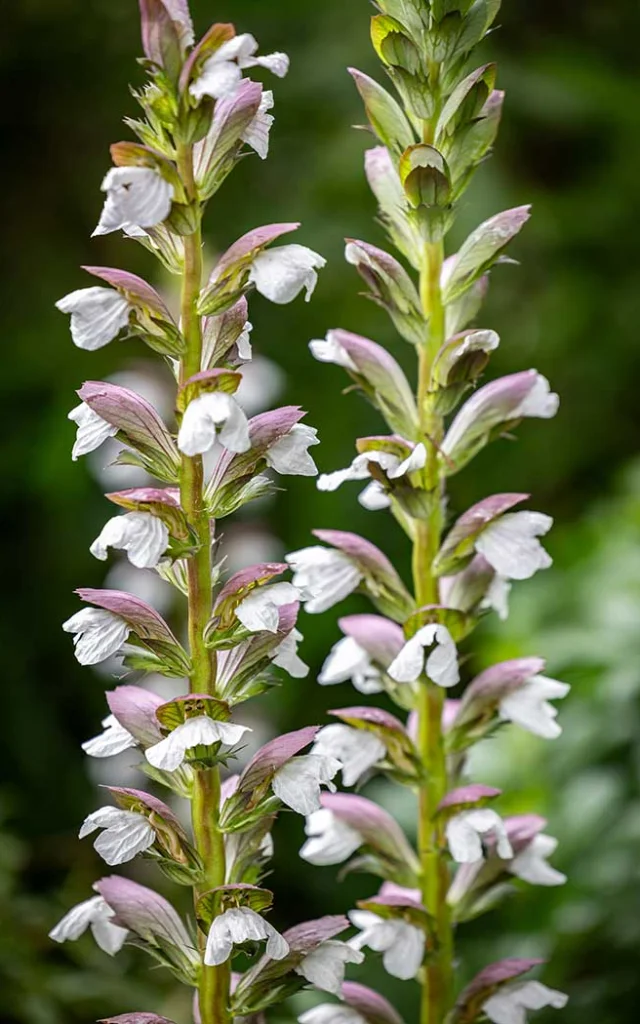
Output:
344 240 424 345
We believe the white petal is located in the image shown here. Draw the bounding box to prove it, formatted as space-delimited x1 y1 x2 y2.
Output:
299 808 362 865
90 512 169 569
483 981 568 1024
93 815 156 865
241 90 274 159
145 716 250 771
516 376 560 418
481 574 512 620
49 896 127 956
309 334 358 371
318 636 375 687
499 675 570 739
299 1008 365 1024
509 834 566 886
476 512 553 581
93 167 174 237
62 608 130 666
266 424 320 476
273 754 342 815
389 442 427 479
446 814 485 863
382 921 425 980
313 724 386 787
244 51 290 78
191 59 243 100
178 392 250 456
56 287 131 351
317 454 372 492
359 481 392 511
264 918 290 960
387 629 433 684
270 628 309 678
286 547 362 614
296 940 364 995
79 806 125 838
426 625 459 688
82 714 136 757
235 582 300 633
249 245 326 304
68 403 117 461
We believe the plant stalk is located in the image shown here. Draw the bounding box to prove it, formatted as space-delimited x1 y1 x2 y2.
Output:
414 232 453 1024
177 143 230 1024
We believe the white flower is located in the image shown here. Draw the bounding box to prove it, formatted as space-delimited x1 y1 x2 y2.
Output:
242 89 274 159
68 403 117 460
272 755 342 815
79 807 155 866
190 33 289 100
145 716 251 772
56 287 130 351
93 167 174 236
299 1008 365 1024
509 834 567 886
475 512 553 581
178 392 251 456
483 981 568 1024
49 895 128 955
300 808 362 866
499 675 570 739
235 582 301 633
90 512 170 570
266 424 320 476
312 724 385 787
348 909 425 980
204 906 289 966
318 636 384 694
388 624 459 688
249 245 326 304
295 939 364 995
446 809 513 863
270 628 309 678
63 608 130 666
285 547 361 615
318 444 426 511
309 334 357 371
82 714 136 758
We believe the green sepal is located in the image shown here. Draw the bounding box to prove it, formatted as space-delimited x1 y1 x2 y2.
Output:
165 200 201 236
177 369 242 413
399 144 452 209
156 695 232 732
207 473 277 520
121 638 191 678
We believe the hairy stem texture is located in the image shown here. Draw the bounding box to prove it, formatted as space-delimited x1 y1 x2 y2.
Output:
415 230 453 1024
177 143 230 1024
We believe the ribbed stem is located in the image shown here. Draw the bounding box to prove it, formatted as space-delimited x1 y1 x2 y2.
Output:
176 143 230 1024
414 233 453 1024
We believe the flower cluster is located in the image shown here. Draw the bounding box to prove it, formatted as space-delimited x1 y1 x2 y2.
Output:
47 3 372 1022
287 1 569 1022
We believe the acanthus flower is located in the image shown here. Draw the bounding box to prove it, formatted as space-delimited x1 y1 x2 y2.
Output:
49 894 128 955
348 908 424 981
90 511 170 569
204 906 289 965
93 167 174 237
483 981 568 1024
79 807 156 865
190 34 289 101
177 391 251 456
387 624 459 688
317 439 426 511
446 809 513 864
68 402 117 460
248 244 326 305
311 724 386 787
82 714 137 758
145 715 251 772
56 287 131 350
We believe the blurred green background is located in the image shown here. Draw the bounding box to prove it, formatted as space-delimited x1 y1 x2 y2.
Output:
2 1 640 1022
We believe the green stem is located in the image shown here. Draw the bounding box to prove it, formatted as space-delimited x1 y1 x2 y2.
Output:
176 143 231 1024
414 234 453 1024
